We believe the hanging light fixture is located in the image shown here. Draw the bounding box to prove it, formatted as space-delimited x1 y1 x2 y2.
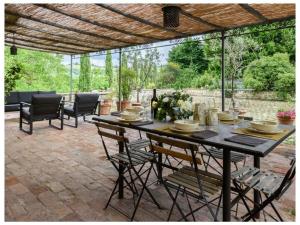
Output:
162 6 181 28
10 33 17 55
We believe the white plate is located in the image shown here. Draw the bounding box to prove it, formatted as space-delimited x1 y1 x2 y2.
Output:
169 126 201 133
117 117 143 122
246 127 283 134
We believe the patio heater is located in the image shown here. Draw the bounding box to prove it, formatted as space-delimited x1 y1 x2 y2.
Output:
10 33 17 55
162 6 181 28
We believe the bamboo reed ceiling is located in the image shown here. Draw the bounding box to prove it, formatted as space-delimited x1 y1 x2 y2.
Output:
5 3 295 54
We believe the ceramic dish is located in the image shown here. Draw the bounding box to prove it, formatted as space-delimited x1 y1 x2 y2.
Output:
174 120 199 131
169 126 201 133
246 127 283 134
250 120 278 132
117 117 143 122
120 112 138 120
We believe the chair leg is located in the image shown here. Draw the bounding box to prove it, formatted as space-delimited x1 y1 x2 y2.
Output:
19 115 22 130
104 177 119 209
75 116 78 128
61 117 64 130
29 122 33 135
167 187 181 221
49 119 51 125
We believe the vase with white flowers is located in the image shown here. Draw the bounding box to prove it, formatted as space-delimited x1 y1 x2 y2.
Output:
154 91 193 121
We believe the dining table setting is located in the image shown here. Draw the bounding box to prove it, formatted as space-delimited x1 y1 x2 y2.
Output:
92 103 295 221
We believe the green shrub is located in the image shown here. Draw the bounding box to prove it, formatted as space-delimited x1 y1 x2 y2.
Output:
243 53 295 99
275 72 295 100
121 68 136 100
194 71 219 90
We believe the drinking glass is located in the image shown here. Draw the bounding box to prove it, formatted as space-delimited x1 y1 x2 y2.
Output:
141 95 150 120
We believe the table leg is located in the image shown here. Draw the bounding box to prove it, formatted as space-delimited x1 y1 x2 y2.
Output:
254 156 260 219
157 142 163 183
118 132 124 199
223 148 231 221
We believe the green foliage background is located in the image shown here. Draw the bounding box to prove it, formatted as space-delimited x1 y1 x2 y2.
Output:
4 20 295 100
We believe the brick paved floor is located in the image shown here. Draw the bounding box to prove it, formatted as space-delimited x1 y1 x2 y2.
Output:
5 114 295 221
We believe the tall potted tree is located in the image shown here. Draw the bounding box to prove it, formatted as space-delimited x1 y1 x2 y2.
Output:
117 68 136 111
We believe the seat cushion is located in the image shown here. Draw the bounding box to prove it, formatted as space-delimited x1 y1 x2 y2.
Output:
19 91 38 103
38 91 56 94
74 93 99 114
31 94 62 118
5 92 19 104
64 105 75 116
22 107 31 120
5 104 20 112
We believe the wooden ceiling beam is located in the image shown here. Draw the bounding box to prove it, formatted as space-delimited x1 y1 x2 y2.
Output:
97 4 186 36
5 36 86 53
239 4 268 22
35 4 162 42
5 28 97 51
180 10 224 30
6 22 105 50
5 10 135 45
5 41 77 54
5 43 71 55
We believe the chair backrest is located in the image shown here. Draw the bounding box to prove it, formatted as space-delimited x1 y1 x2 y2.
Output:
31 94 62 116
276 157 295 199
146 133 202 166
74 93 99 114
94 122 128 160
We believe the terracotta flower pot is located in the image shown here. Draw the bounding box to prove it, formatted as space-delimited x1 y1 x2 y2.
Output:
116 100 131 111
277 117 295 125
103 99 112 105
99 103 111 115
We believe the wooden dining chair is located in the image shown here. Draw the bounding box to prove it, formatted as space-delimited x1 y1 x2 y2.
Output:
231 157 295 221
94 122 161 221
146 133 223 221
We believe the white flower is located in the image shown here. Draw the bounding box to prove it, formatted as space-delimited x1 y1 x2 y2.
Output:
163 97 169 103
179 100 192 111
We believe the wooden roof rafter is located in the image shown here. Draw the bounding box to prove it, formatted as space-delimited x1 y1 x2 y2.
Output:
180 10 224 30
239 4 268 22
5 10 137 46
5 22 106 50
96 4 186 36
5 40 80 54
34 4 162 42
5 29 98 52
5 43 73 55
5 34 87 53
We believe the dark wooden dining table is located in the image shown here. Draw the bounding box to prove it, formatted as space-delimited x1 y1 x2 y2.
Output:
92 115 295 221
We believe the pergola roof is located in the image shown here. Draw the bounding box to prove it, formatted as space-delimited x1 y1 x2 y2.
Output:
5 3 295 55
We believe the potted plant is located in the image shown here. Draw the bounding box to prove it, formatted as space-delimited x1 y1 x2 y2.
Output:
99 92 114 115
277 109 295 125
116 68 136 111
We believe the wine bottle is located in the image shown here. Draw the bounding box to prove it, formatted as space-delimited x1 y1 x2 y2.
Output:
151 89 158 118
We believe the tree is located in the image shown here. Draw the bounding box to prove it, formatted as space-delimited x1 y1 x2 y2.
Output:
168 38 208 74
243 53 295 99
5 58 23 95
130 48 160 101
78 53 91 92
105 50 113 87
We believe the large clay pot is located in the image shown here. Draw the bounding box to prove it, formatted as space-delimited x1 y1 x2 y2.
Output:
277 117 295 125
103 99 113 105
116 100 131 111
99 103 111 115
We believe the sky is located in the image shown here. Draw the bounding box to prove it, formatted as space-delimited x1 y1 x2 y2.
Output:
62 40 173 67
62 35 202 67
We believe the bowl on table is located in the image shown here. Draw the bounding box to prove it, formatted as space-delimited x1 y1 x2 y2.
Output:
218 111 236 121
125 106 144 114
174 120 199 131
120 111 139 121
250 120 278 132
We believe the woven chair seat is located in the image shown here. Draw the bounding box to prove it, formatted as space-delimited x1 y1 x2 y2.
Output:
232 166 284 196
165 166 223 197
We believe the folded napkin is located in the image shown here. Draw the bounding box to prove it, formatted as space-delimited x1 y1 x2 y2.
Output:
191 130 218 139
111 111 121 117
130 120 153 126
224 135 267 147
